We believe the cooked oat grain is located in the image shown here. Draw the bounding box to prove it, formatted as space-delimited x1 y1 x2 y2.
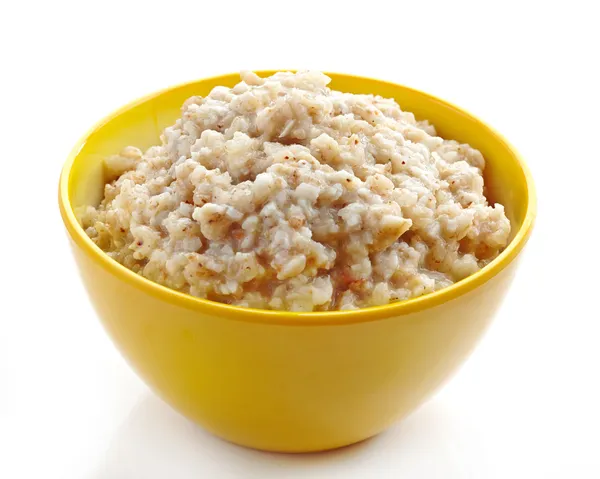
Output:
79 71 511 311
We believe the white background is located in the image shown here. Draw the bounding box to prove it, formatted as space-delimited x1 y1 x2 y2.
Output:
1 1 599 477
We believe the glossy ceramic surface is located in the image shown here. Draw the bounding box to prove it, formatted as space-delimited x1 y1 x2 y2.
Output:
59 72 536 452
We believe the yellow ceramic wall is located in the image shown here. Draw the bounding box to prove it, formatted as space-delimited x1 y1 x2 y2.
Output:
60 72 535 452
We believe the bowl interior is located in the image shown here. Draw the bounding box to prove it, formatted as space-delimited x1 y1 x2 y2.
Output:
66 72 530 242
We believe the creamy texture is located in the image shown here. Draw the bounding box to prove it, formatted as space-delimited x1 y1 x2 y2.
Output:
79 71 511 311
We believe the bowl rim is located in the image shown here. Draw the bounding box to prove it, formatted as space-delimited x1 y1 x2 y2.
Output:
58 70 536 326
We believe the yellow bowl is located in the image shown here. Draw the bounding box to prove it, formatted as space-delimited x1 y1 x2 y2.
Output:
59 71 536 452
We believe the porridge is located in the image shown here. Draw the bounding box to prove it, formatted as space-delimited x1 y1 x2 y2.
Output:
79 71 511 311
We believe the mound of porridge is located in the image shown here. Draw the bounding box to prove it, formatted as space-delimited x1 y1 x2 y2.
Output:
79 71 511 311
